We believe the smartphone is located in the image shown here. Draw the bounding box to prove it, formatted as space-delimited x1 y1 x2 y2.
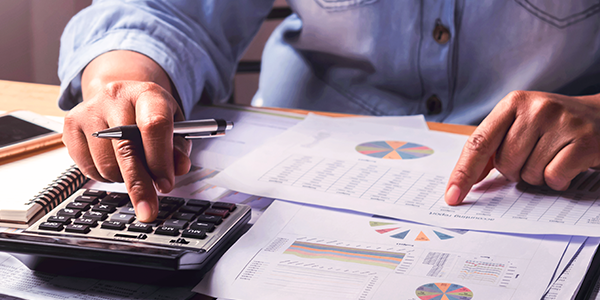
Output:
0 110 63 161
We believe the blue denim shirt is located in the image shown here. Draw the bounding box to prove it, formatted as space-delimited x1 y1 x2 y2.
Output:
58 0 600 125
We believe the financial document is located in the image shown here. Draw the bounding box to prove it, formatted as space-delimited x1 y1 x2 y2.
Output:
210 115 600 236
194 201 570 300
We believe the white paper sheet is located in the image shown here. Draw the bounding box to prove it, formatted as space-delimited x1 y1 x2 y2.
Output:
194 201 569 300
209 114 600 236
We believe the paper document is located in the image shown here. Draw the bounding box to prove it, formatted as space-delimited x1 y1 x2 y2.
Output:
194 201 569 300
210 115 600 236
543 237 600 299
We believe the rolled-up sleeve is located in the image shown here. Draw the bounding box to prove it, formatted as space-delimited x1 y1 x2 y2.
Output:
58 0 274 117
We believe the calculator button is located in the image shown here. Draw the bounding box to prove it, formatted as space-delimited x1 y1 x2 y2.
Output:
101 221 126 230
65 224 91 234
190 222 215 232
57 208 82 218
196 215 223 225
204 208 230 218
118 207 137 215
159 203 177 213
161 196 185 206
172 212 196 221
155 226 180 236
157 210 172 219
66 202 90 211
182 229 207 239
92 204 116 213
163 219 188 230
83 189 106 198
135 220 162 227
186 199 211 208
47 216 71 224
178 205 204 214
73 218 98 227
212 202 237 212
128 223 153 233
110 214 136 224
73 195 99 204
83 211 108 221
101 193 130 207
39 222 64 231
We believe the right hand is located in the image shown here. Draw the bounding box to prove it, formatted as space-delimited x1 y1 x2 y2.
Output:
62 51 192 222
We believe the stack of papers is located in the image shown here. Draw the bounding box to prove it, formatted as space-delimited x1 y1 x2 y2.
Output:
187 108 600 300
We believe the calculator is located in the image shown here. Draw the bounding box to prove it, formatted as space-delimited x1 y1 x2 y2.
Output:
0 188 251 274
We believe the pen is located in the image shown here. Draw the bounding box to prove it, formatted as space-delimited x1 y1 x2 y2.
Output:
91 119 234 140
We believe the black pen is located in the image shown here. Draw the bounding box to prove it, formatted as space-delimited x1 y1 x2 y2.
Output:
91 119 234 140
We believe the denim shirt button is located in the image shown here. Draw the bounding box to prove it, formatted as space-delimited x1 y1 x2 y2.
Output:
433 21 451 45
426 95 443 115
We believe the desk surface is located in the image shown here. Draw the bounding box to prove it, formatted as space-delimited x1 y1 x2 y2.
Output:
0 79 476 136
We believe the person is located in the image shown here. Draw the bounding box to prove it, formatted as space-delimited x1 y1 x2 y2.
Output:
58 1 600 222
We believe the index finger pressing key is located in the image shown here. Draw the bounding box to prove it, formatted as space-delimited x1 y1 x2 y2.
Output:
445 101 516 205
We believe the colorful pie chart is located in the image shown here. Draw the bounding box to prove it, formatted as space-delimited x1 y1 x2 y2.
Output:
356 141 434 160
415 283 473 300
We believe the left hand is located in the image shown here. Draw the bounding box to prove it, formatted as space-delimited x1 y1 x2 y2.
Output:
445 90 600 205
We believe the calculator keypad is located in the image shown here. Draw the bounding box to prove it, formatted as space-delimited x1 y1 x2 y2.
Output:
28 189 251 250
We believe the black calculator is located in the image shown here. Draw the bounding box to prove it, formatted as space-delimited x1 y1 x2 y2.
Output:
0 188 251 275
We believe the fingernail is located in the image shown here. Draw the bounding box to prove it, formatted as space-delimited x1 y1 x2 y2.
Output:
156 178 172 193
136 201 152 222
445 184 461 205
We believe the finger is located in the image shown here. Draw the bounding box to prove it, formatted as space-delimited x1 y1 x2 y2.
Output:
113 138 158 222
63 112 112 182
63 124 109 182
544 142 597 191
135 89 178 193
446 99 517 205
104 101 159 222
173 135 192 176
494 115 539 183
475 156 495 184
519 132 565 186
83 121 124 182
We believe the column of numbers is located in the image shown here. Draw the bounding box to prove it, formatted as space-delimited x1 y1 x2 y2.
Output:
326 163 389 197
293 159 355 191
359 169 420 203
259 155 320 185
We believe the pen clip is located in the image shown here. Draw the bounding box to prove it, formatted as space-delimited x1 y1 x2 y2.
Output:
180 131 226 139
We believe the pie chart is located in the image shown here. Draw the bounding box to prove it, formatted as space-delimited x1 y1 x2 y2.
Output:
369 221 467 242
356 141 434 160
415 283 473 300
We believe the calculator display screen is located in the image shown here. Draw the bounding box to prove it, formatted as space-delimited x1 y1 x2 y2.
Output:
0 115 54 148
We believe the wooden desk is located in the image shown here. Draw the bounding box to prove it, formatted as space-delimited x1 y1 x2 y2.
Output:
0 79 476 136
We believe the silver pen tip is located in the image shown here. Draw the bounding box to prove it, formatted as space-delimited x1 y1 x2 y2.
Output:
91 132 98 137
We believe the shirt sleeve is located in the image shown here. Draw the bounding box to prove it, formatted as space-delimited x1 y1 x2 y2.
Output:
58 0 275 118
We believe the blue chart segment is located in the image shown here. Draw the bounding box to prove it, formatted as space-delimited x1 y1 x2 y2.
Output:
356 141 434 160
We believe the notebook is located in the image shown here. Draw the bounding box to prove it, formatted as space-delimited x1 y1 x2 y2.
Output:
0 146 87 227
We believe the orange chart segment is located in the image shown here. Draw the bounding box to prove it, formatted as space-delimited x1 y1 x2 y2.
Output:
356 141 434 160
